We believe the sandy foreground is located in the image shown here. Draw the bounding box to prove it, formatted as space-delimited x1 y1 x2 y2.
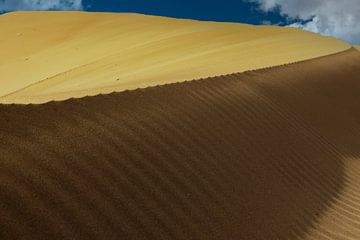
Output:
0 48 360 240
0 11 350 104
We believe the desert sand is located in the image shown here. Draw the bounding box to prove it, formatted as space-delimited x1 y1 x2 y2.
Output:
0 47 360 239
0 11 350 104
1 11 360 240
355 45 360 51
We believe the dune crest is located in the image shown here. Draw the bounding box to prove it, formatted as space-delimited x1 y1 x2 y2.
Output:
0 48 360 239
0 11 350 104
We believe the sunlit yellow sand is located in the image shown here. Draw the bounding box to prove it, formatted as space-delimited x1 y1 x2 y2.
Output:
0 11 350 104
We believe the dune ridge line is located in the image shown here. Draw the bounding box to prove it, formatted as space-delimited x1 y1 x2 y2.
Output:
0 47 353 106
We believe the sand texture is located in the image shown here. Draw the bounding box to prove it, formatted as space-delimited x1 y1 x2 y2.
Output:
355 45 360 51
0 48 359 239
0 11 350 104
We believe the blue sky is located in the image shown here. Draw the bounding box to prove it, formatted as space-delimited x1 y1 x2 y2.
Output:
83 0 286 26
0 0 359 44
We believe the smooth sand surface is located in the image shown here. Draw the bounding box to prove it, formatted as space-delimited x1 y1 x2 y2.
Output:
0 48 360 239
355 45 360 51
0 11 350 104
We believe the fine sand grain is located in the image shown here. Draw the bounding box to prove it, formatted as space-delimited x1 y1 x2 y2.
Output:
0 48 359 239
0 11 350 104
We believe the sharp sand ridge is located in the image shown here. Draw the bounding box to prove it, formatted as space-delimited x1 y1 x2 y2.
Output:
0 48 360 239
0 11 350 104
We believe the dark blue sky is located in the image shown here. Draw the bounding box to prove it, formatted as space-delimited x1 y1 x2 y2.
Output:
83 0 287 26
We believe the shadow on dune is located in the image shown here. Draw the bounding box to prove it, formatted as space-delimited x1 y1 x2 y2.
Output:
0 48 359 239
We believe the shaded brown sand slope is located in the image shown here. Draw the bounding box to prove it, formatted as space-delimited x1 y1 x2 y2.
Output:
0 48 360 240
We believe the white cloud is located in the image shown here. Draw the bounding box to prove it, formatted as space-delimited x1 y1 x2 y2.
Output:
250 0 360 44
0 0 83 11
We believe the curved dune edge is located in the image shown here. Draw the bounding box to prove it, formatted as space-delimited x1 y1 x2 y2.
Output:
0 48 360 239
0 47 353 105
0 11 350 104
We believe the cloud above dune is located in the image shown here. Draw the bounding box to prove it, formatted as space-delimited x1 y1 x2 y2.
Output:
250 0 360 44
0 0 83 11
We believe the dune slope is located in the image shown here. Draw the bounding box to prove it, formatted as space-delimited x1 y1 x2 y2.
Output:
0 48 360 239
0 11 350 104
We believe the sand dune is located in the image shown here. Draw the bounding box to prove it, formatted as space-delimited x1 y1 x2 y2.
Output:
355 45 360 51
0 11 350 104
0 48 359 239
